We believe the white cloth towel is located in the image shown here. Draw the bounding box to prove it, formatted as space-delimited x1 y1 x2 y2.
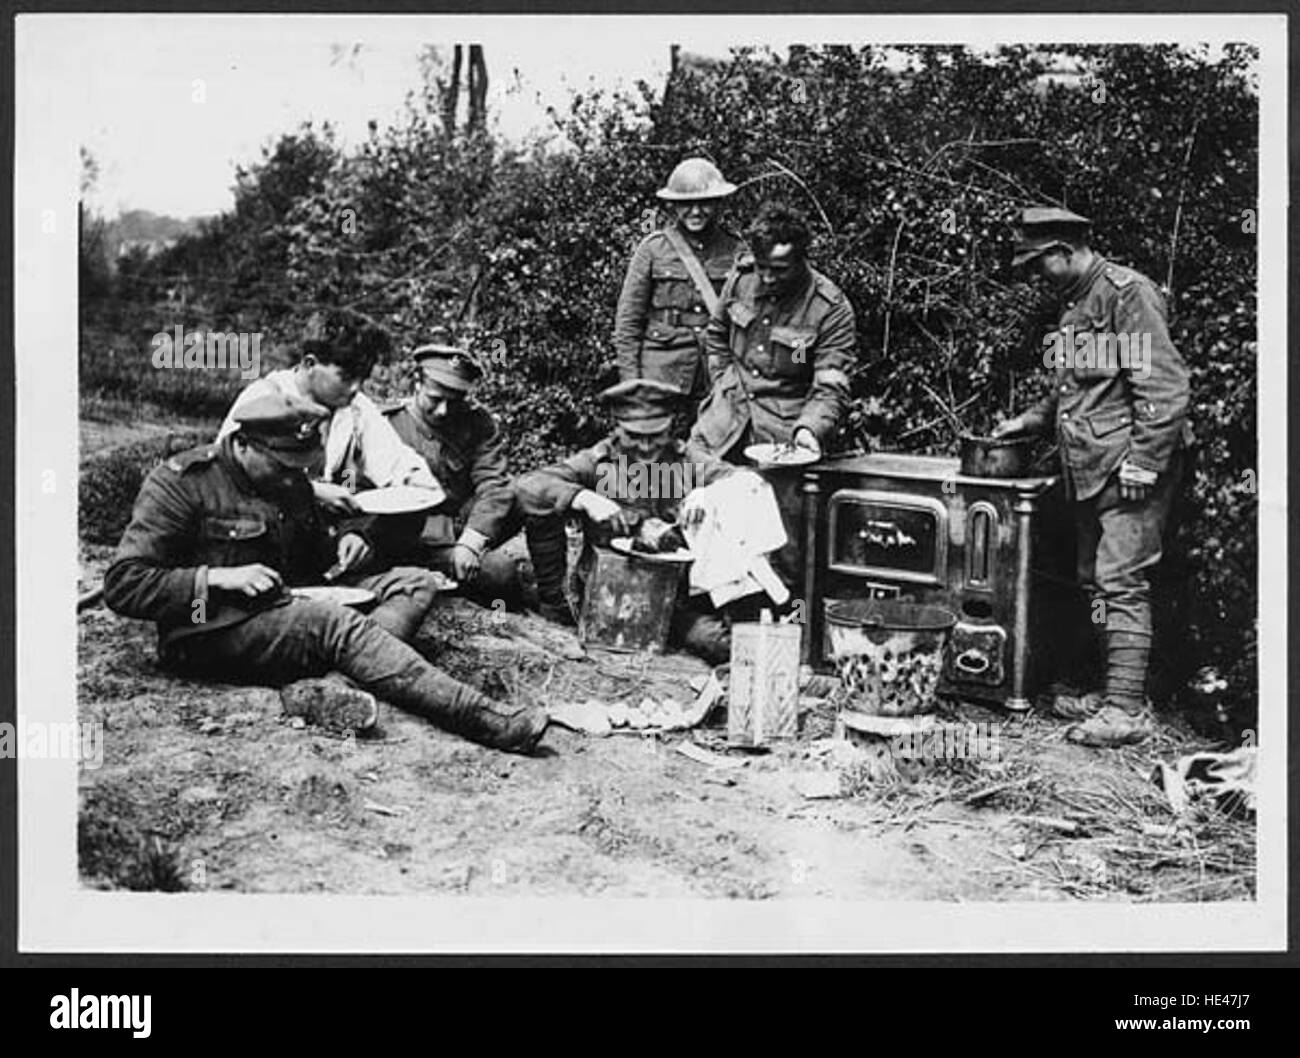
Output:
681 471 790 608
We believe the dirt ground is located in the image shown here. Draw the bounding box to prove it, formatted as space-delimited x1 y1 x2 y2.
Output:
76 411 1255 902
77 545 1254 902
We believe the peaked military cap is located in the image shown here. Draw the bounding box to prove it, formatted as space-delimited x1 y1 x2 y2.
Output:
234 390 329 467
601 378 688 434
1013 206 1092 267
412 330 484 393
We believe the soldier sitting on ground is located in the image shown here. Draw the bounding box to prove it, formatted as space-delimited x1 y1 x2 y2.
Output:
218 310 442 515
515 379 737 661
103 390 549 754
378 332 569 619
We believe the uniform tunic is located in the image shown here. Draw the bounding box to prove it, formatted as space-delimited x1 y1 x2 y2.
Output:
101 437 495 723
1020 257 1194 501
383 398 516 545
691 265 856 459
515 436 734 542
103 437 338 651
1020 256 1194 639
614 224 747 400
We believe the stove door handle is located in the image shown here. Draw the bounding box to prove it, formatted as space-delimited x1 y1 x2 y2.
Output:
954 649 990 675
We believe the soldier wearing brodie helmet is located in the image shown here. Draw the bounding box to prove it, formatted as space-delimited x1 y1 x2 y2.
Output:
615 157 748 406
994 206 1194 748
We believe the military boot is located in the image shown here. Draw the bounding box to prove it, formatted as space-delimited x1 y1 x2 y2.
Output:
281 673 378 734
444 691 551 755
1066 630 1154 747
671 610 731 665
526 515 573 624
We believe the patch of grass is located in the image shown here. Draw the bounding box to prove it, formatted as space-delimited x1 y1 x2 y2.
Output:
79 429 210 544
79 782 192 892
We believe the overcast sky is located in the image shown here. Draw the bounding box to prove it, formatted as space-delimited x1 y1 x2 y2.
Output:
53 16 743 219
23 14 1259 220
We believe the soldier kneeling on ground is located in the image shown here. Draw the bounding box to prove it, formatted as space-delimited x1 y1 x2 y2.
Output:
102 390 549 754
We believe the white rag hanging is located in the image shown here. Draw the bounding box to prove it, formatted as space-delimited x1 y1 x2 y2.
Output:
681 471 790 608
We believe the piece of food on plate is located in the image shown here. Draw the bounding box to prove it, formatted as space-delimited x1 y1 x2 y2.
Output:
632 517 687 554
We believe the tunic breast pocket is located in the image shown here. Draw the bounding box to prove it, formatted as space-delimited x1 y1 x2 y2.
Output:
437 445 469 498
1086 406 1133 440
1068 314 1124 381
769 325 816 380
200 514 269 566
643 320 691 349
650 262 693 308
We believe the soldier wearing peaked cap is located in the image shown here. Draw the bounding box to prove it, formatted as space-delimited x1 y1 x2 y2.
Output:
234 391 333 467
994 206 1195 749
102 387 549 754
615 157 749 407
514 378 737 658
380 331 569 612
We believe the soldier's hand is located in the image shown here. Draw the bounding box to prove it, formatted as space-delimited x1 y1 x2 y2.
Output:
313 481 360 515
450 543 482 582
609 508 642 538
792 427 822 458
680 501 706 530
573 489 621 525
210 564 283 598
1117 462 1158 503
991 415 1028 439
335 532 373 575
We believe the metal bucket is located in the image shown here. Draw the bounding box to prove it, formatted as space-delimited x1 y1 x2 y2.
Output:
825 598 957 716
578 546 683 653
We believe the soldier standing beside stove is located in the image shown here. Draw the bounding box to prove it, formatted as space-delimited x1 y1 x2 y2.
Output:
993 207 1194 748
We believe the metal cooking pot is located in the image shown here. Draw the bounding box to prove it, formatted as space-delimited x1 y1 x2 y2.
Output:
959 433 1037 478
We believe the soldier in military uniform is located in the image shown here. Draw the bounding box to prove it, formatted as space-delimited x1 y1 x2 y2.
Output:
103 390 549 754
690 202 857 597
690 202 856 461
993 207 1194 748
379 335 569 615
615 158 748 405
515 379 736 660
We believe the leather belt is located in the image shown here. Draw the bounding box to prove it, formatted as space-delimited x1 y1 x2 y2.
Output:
651 308 710 328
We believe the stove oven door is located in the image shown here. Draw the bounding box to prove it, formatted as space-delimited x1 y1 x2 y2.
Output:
826 490 948 586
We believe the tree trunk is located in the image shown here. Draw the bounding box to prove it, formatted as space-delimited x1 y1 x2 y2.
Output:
441 44 463 139
467 45 488 133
